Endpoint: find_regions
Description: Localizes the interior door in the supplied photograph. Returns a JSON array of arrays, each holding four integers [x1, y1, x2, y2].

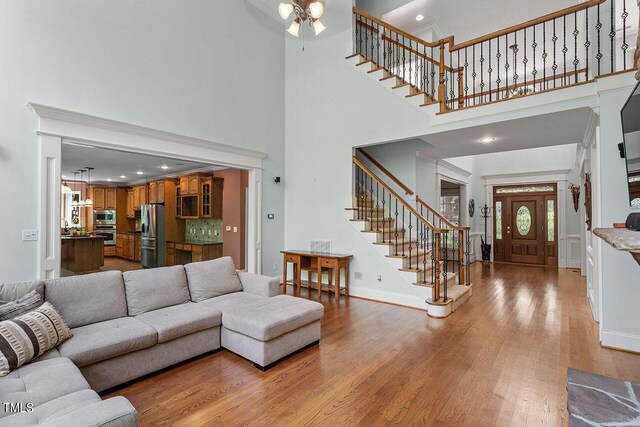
[[504, 195, 545, 265]]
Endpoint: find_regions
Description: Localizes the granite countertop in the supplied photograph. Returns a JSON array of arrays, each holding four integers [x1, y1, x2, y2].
[[593, 228, 640, 265], [593, 228, 640, 253], [61, 235, 106, 240]]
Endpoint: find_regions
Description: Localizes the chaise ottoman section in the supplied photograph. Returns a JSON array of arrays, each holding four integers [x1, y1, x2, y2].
[[217, 295, 324, 370]]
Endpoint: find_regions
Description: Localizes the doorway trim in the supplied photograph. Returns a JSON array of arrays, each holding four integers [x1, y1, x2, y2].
[[29, 103, 267, 279], [484, 169, 572, 267]]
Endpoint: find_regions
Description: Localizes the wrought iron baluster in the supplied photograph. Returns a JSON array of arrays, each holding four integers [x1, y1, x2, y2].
[[496, 39, 501, 100], [532, 24, 538, 88], [543, 21, 547, 90], [402, 35, 406, 82], [488, 40, 493, 102], [585, 7, 590, 81], [610, 0, 615, 72], [596, 3, 602, 76], [480, 42, 485, 104], [364, 18, 369, 60], [622, 0, 629, 70], [442, 233, 448, 302], [523, 27, 528, 89], [553, 19, 558, 87], [431, 46, 436, 98], [466, 230, 471, 285], [472, 45, 476, 106], [563, 15, 568, 85], [505, 34, 510, 97], [449, 52, 455, 104], [513, 32, 518, 88], [376, 22, 380, 65], [394, 200, 399, 255], [375, 182, 379, 231], [464, 47, 469, 103], [401, 205, 405, 257], [573, 11, 579, 83], [381, 188, 386, 238]]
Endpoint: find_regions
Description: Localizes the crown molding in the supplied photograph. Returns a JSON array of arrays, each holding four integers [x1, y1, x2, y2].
[[27, 103, 269, 161]]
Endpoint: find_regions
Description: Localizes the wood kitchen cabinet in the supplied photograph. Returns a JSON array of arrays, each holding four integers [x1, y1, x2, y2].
[[133, 185, 147, 210], [90, 187, 117, 210], [105, 188, 117, 210], [148, 180, 166, 204], [92, 188, 105, 210], [167, 242, 222, 265], [116, 233, 141, 262], [177, 174, 223, 219], [126, 190, 135, 218], [116, 233, 125, 257]]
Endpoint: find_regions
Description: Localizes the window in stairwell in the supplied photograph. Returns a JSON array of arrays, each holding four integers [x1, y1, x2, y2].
[[440, 180, 461, 226]]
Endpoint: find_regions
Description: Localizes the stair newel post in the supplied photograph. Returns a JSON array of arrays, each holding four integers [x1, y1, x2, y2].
[[438, 40, 447, 113], [433, 231, 442, 302], [458, 228, 466, 285]]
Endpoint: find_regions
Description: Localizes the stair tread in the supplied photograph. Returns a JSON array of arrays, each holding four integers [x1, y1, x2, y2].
[[356, 60, 374, 66], [367, 66, 387, 74], [345, 53, 362, 59]]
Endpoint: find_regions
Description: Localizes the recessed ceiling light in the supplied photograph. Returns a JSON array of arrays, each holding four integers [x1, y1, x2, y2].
[[107, 178, 113, 182], [136, 171, 144, 175], [161, 165, 169, 170], [416, 14, 424, 21], [120, 175, 126, 179], [479, 137, 496, 143]]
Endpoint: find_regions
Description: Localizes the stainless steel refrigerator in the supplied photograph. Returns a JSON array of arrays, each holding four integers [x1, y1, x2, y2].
[[141, 205, 165, 269]]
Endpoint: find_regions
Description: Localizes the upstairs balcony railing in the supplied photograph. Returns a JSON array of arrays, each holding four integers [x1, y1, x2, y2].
[[353, 0, 638, 112]]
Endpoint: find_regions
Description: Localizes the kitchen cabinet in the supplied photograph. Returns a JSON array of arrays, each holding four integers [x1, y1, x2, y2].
[[148, 180, 166, 204], [92, 188, 105, 210], [167, 241, 222, 265], [126, 190, 135, 218], [116, 233, 124, 257], [105, 188, 117, 210], [149, 181, 158, 204], [104, 245, 116, 257], [116, 233, 141, 262], [133, 185, 147, 210], [90, 187, 117, 210], [177, 174, 223, 219]]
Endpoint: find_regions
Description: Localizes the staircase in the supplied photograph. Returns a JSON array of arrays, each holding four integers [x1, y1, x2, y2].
[[348, 1, 637, 114], [347, 154, 472, 318]]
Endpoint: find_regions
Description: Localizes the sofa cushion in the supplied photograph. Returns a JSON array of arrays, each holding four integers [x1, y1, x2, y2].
[[123, 266, 191, 316], [197, 291, 266, 312], [184, 257, 243, 302], [0, 281, 44, 302], [0, 290, 43, 321], [0, 302, 72, 376], [0, 357, 90, 412], [44, 271, 128, 329], [58, 317, 157, 368], [213, 295, 324, 342], [135, 303, 222, 343]]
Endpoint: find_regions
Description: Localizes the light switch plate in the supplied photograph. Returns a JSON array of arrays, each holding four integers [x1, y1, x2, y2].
[[22, 230, 38, 241], [225, 226, 231, 232], [233, 226, 238, 233]]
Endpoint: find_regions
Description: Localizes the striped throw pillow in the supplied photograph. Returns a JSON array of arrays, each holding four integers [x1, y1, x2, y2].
[[0, 302, 72, 376], [0, 290, 43, 321]]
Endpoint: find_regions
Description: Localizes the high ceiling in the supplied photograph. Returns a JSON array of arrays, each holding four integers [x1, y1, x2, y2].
[[61, 143, 223, 186], [358, 0, 577, 42]]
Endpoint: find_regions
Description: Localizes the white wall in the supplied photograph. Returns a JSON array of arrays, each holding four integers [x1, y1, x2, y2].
[[597, 87, 640, 351], [0, 1, 285, 282], [284, 1, 436, 298]]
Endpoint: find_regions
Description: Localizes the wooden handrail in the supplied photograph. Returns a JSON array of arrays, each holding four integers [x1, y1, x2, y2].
[[357, 148, 414, 196], [353, 7, 441, 48], [441, 0, 605, 51], [416, 196, 470, 232], [353, 157, 448, 233]]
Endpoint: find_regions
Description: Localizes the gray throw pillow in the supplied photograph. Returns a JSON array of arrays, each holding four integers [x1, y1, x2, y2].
[[0, 290, 43, 321]]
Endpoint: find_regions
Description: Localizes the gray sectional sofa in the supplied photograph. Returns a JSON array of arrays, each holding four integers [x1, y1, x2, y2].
[[0, 257, 324, 426]]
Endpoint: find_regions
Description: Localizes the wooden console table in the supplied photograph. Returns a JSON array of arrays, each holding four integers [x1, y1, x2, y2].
[[281, 250, 353, 301]]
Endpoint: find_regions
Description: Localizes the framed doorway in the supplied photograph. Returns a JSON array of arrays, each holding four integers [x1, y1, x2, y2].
[[31, 103, 267, 279], [493, 184, 558, 266]]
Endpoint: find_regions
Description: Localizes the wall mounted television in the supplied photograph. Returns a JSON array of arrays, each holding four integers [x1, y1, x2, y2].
[[621, 80, 640, 209]]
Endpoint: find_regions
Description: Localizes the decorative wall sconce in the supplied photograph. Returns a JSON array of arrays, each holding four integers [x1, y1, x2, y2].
[[569, 183, 581, 212]]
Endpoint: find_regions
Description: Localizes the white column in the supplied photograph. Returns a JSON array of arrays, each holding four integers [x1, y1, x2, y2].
[[247, 168, 262, 274], [38, 134, 62, 279]]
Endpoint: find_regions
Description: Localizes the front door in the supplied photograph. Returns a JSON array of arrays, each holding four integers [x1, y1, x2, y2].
[[494, 184, 558, 266]]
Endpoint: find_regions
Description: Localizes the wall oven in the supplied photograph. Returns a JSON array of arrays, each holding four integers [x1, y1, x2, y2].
[[94, 225, 116, 246], [93, 210, 116, 225]]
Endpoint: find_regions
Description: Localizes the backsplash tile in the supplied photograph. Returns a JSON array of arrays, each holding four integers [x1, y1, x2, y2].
[[185, 219, 223, 244]]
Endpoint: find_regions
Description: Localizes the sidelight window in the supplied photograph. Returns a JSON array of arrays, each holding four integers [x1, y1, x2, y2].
[[495, 201, 503, 240], [547, 200, 555, 242]]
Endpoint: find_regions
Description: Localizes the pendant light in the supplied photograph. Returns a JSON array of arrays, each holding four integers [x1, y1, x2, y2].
[[84, 167, 94, 207], [61, 180, 72, 195], [77, 169, 86, 207], [71, 172, 80, 207]]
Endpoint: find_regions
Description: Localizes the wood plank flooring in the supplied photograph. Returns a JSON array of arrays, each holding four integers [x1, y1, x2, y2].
[[104, 263, 640, 426]]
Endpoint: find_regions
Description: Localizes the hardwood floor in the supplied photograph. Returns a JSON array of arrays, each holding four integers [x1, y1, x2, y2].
[[104, 263, 640, 426], [101, 257, 142, 273]]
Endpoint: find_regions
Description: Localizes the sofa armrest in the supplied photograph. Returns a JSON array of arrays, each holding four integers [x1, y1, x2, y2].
[[238, 271, 280, 297], [41, 397, 137, 427]]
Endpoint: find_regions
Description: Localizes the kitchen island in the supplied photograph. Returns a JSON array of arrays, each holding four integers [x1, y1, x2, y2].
[[61, 235, 106, 276]]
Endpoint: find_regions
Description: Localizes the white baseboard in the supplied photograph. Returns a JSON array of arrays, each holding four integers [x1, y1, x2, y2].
[[601, 329, 640, 353], [348, 286, 429, 311]]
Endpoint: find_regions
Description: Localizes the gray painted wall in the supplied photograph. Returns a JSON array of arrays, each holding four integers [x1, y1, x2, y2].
[[0, 0, 285, 282]]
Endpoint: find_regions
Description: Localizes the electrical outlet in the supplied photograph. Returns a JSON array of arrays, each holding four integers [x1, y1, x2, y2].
[[354, 272, 363, 280], [22, 230, 38, 241], [225, 226, 231, 232]]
